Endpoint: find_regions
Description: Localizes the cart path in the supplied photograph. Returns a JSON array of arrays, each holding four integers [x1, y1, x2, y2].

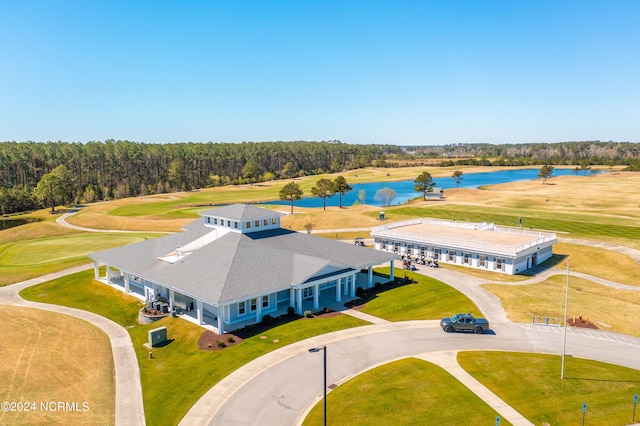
[[0, 265, 145, 426]]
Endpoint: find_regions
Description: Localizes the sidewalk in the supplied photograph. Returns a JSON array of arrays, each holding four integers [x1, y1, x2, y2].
[[0, 266, 145, 426]]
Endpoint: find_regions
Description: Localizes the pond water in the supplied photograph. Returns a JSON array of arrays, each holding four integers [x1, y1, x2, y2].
[[264, 168, 602, 208], [0, 218, 34, 230]]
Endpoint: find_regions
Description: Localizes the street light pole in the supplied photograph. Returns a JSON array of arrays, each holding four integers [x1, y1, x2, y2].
[[309, 346, 327, 426], [561, 257, 570, 379]]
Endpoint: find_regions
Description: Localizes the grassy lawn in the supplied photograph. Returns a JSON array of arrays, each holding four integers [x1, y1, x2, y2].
[[20, 269, 144, 327], [360, 268, 482, 321], [458, 351, 640, 426], [304, 357, 510, 426], [0, 211, 160, 286], [553, 242, 640, 286], [0, 305, 114, 425], [484, 274, 640, 336], [20, 272, 369, 425]]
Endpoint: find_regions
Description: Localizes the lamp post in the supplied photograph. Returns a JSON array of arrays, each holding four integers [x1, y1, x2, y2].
[[308, 345, 327, 426], [561, 257, 570, 379]]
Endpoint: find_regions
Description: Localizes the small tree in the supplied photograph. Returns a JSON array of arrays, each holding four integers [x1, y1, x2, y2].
[[414, 171, 435, 200], [304, 222, 314, 234], [311, 178, 335, 211], [374, 187, 397, 207], [358, 189, 366, 205], [538, 165, 554, 184], [279, 182, 303, 214], [33, 165, 72, 213], [451, 170, 464, 188], [579, 160, 591, 175], [281, 162, 296, 179], [332, 175, 352, 208]]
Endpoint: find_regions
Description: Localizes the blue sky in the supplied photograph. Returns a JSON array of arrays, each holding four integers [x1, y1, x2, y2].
[[1, 1, 639, 145]]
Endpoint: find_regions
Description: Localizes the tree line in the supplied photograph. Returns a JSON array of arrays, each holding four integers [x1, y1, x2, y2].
[[0, 140, 401, 215], [1, 139, 639, 215]]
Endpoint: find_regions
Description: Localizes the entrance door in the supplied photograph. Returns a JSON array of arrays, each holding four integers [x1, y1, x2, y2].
[[532, 253, 538, 266], [145, 287, 155, 302]]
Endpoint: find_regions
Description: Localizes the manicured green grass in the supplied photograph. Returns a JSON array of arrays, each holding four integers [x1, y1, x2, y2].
[[304, 357, 511, 426], [458, 351, 640, 426], [131, 314, 368, 426], [20, 269, 144, 327], [20, 272, 369, 425], [360, 268, 482, 320]]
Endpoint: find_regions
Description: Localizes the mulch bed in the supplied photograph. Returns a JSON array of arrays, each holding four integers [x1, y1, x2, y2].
[[567, 318, 599, 329], [198, 331, 243, 351]]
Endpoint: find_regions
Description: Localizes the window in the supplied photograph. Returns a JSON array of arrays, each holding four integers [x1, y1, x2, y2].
[[271, 218, 277, 225], [238, 301, 246, 315], [302, 287, 313, 299], [213, 218, 217, 225], [463, 253, 470, 264], [246, 221, 251, 229], [255, 220, 260, 227], [479, 255, 486, 267], [227, 220, 231, 227], [407, 244, 413, 255], [448, 250, 455, 261], [497, 258, 504, 270], [262, 295, 269, 308], [393, 242, 399, 253], [263, 219, 268, 226], [434, 248, 440, 259], [234, 221, 239, 229], [420, 246, 426, 257], [250, 298, 257, 311], [381, 240, 387, 250]]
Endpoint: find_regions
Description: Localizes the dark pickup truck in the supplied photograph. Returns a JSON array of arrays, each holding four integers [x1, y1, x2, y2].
[[440, 313, 490, 334]]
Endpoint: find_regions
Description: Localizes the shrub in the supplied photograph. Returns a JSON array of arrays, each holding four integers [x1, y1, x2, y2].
[[355, 286, 364, 298], [227, 336, 235, 343], [304, 310, 312, 318], [261, 314, 274, 325], [374, 282, 383, 290], [287, 306, 296, 316], [217, 341, 226, 348]]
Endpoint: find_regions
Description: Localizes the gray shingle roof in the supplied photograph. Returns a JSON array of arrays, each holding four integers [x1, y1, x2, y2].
[[199, 204, 283, 221], [90, 218, 398, 306]]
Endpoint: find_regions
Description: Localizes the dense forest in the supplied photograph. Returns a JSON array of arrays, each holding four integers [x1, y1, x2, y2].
[[0, 139, 638, 215]]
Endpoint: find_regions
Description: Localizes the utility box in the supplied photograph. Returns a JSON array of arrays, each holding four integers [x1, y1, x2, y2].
[[379, 211, 385, 220], [148, 326, 168, 348]]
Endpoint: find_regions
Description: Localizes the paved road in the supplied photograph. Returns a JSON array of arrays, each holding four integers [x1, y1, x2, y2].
[[0, 266, 145, 426], [181, 261, 640, 426]]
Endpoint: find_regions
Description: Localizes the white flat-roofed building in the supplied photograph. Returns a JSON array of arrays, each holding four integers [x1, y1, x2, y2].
[[371, 218, 556, 275]]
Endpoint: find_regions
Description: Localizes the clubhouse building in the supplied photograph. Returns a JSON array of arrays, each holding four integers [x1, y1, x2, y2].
[[89, 204, 399, 334], [371, 218, 556, 275]]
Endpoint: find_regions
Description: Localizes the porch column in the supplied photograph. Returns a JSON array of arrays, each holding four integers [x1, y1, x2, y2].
[[343, 276, 349, 295], [350, 273, 356, 297], [93, 261, 100, 280], [256, 299, 262, 323], [368, 267, 373, 288], [390, 260, 395, 280], [106, 267, 112, 284], [313, 284, 320, 310], [336, 278, 342, 302], [290, 288, 296, 311], [217, 308, 224, 334], [169, 289, 175, 312], [123, 273, 130, 293], [296, 289, 303, 315], [196, 299, 203, 325]]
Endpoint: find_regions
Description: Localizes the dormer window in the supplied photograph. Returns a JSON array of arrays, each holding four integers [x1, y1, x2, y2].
[[255, 220, 260, 227], [263, 219, 268, 226], [271, 218, 277, 225], [245, 221, 251, 229], [213, 218, 217, 225]]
